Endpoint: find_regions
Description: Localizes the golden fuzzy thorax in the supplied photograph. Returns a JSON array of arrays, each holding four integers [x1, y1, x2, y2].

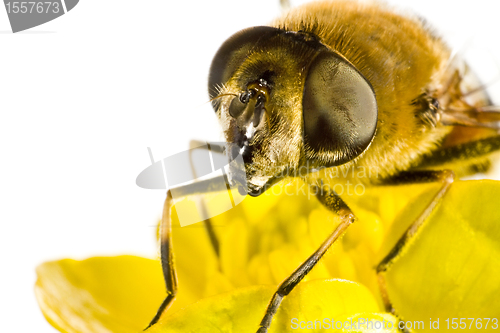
[[274, 1, 452, 184], [215, 0, 483, 192]]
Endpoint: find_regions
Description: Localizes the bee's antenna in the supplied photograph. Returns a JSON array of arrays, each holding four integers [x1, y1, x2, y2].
[[208, 93, 238, 104]]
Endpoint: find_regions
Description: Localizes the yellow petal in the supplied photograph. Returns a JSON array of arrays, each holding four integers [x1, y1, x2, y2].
[[35, 180, 500, 333], [220, 218, 252, 287], [384, 180, 500, 329], [169, 217, 222, 308], [149, 279, 398, 333], [35, 255, 166, 333]]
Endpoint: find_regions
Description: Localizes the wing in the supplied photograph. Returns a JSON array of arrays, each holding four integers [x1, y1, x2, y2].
[[415, 59, 500, 175]]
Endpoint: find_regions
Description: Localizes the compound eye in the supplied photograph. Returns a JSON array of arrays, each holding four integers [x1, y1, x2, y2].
[[303, 51, 378, 166], [208, 26, 281, 103]]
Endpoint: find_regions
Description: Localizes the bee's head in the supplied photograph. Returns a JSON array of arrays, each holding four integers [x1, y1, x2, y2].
[[209, 26, 378, 196]]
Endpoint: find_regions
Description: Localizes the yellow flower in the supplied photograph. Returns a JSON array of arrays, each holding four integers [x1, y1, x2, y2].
[[35, 180, 500, 332]]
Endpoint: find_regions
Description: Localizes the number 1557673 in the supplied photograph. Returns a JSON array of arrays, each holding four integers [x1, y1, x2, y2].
[[5, 2, 60, 14]]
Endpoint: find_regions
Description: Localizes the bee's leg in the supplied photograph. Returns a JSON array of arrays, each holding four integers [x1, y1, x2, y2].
[[145, 176, 229, 330], [188, 140, 227, 258], [376, 170, 455, 315], [145, 190, 177, 330], [189, 139, 226, 154], [257, 187, 355, 333]]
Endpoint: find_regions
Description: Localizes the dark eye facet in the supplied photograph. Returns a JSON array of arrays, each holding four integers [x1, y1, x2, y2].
[[209, 24, 377, 170], [208, 26, 281, 103], [303, 51, 378, 167]]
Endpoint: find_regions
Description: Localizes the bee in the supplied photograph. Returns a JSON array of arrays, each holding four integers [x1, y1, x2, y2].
[[148, 0, 500, 332]]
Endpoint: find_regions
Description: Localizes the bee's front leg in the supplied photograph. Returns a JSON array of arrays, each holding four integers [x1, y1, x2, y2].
[[145, 190, 177, 330], [257, 187, 355, 333], [145, 176, 229, 330]]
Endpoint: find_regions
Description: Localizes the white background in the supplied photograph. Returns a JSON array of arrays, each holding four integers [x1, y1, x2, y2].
[[1, 0, 499, 331]]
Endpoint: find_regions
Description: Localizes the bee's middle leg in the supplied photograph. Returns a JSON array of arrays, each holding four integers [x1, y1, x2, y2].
[[188, 139, 226, 258], [376, 170, 455, 317], [257, 186, 355, 333]]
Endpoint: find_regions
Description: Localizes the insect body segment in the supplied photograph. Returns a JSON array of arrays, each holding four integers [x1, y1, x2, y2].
[[211, 24, 379, 196], [149, 1, 500, 332], [228, 79, 271, 164]]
